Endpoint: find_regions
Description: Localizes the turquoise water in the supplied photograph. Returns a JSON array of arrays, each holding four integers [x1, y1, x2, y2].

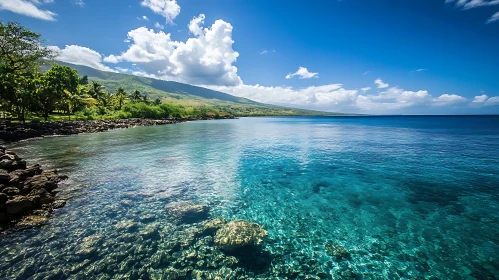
[[1, 116, 499, 279]]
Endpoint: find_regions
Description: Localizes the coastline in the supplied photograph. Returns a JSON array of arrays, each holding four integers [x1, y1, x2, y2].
[[0, 117, 234, 143]]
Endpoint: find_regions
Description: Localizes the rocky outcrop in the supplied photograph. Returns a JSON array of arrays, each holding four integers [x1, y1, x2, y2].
[[0, 146, 67, 230], [214, 219, 268, 251], [0, 118, 187, 142], [165, 201, 210, 224]]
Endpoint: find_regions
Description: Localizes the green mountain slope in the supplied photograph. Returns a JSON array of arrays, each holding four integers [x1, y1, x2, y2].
[[56, 62, 340, 116]]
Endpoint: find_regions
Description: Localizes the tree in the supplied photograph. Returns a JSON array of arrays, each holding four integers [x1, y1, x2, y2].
[[153, 97, 161, 106], [38, 64, 78, 120], [142, 94, 149, 104], [131, 90, 142, 102], [114, 87, 128, 110], [79, 75, 88, 85], [0, 21, 55, 121]]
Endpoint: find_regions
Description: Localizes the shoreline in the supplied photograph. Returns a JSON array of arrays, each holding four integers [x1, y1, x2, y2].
[[0, 117, 232, 143]]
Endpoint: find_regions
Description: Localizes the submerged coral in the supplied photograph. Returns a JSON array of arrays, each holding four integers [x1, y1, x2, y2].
[[214, 219, 268, 251]]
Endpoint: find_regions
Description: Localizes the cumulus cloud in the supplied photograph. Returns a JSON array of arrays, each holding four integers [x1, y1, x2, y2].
[[374, 78, 389, 88], [361, 87, 371, 93], [431, 94, 467, 106], [104, 14, 241, 86], [141, 0, 180, 24], [472, 94, 499, 105], [0, 0, 56, 21], [285, 67, 319, 79], [49, 45, 117, 72], [209, 79, 475, 114]]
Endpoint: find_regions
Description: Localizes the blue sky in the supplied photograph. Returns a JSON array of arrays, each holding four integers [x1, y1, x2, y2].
[[1, 0, 499, 114]]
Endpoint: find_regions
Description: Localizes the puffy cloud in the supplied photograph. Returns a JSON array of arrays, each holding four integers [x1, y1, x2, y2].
[[141, 0, 180, 24], [104, 14, 242, 86], [472, 94, 499, 106], [49, 45, 117, 73], [432, 94, 467, 106], [285, 67, 319, 79], [361, 87, 371, 93], [0, 0, 56, 21], [374, 78, 389, 88], [473, 94, 489, 103]]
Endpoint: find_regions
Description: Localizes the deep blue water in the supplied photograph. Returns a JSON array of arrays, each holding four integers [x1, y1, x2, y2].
[[1, 116, 499, 279]]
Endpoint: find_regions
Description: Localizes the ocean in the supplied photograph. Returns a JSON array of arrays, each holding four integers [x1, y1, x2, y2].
[[2, 116, 498, 279]]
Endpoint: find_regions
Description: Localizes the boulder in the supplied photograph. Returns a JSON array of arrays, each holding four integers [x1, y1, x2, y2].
[[165, 201, 210, 223], [214, 220, 268, 251], [28, 188, 55, 207], [2, 186, 20, 196], [8, 164, 42, 185], [5, 196, 34, 214], [0, 192, 8, 207], [202, 217, 226, 235], [16, 215, 49, 227]]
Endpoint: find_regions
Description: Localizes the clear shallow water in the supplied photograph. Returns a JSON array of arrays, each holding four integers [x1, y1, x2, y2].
[[1, 116, 499, 279]]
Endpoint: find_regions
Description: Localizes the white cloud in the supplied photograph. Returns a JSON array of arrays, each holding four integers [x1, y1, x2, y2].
[[471, 94, 499, 106], [487, 11, 499, 23], [432, 94, 467, 106], [154, 22, 164, 29], [104, 14, 242, 86], [473, 94, 489, 103], [363, 71, 370, 75], [285, 67, 318, 79], [141, 0, 180, 24], [209, 80, 473, 114], [374, 78, 389, 88], [361, 87, 371, 93], [49, 45, 117, 73], [415, 68, 427, 72], [446, 0, 499, 9], [260, 49, 268, 55], [142, 15, 149, 21], [0, 0, 56, 21], [74, 0, 84, 7]]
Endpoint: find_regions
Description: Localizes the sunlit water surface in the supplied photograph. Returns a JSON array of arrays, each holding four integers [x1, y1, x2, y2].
[[1, 116, 499, 279]]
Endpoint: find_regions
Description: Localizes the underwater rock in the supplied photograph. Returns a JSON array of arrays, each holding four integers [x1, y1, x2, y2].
[[139, 223, 159, 239], [165, 201, 210, 223], [115, 219, 138, 232], [139, 214, 156, 222], [52, 200, 66, 209], [202, 217, 226, 235], [76, 235, 103, 256], [16, 215, 49, 227], [325, 242, 351, 261], [214, 219, 268, 251]]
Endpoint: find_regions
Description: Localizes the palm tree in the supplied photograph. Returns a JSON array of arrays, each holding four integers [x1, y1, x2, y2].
[[89, 81, 105, 100], [114, 87, 128, 110], [63, 85, 98, 120], [131, 90, 142, 102], [142, 94, 149, 104]]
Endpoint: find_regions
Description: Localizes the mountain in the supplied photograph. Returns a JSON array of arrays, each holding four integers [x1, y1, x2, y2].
[[55, 62, 340, 116]]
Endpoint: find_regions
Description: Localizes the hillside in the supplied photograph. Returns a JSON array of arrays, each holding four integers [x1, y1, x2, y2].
[[55, 62, 340, 117]]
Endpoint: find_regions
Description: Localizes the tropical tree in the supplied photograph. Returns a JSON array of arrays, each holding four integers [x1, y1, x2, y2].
[[38, 64, 79, 120], [0, 21, 55, 121], [79, 75, 89, 85], [114, 87, 128, 110], [153, 97, 161, 106], [131, 90, 142, 102]]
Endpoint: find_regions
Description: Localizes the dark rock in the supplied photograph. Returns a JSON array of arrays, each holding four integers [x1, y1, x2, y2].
[[202, 217, 226, 235], [6, 196, 34, 214], [325, 242, 351, 261], [52, 200, 66, 209], [0, 193, 8, 206], [28, 188, 55, 207], [2, 186, 20, 196]]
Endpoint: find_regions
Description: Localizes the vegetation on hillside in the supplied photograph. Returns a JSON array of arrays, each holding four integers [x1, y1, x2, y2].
[[1, 21, 336, 123]]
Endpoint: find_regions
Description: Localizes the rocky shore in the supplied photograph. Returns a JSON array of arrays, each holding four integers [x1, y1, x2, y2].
[[0, 146, 67, 230], [0, 118, 195, 143]]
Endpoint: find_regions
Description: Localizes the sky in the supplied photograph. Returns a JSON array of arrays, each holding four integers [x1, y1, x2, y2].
[[1, 0, 499, 114]]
